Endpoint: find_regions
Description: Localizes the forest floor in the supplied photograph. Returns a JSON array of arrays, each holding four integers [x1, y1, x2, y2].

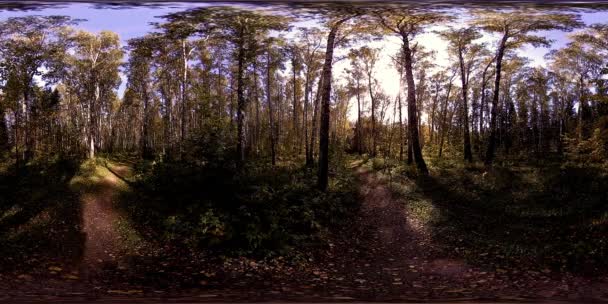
[[0, 157, 607, 302]]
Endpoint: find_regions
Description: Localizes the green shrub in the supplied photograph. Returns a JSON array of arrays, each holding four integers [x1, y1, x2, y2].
[[371, 158, 385, 170], [125, 159, 359, 257]]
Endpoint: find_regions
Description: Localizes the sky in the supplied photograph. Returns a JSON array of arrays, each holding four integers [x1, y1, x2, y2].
[[1, 3, 607, 121]]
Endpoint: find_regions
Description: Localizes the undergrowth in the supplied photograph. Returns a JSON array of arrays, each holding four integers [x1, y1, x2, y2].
[[120, 157, 359, 258], [363, 155, 608, 275]]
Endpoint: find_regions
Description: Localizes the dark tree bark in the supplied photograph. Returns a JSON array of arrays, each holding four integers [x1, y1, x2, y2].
[[180, 39, 188, 160], [266, 51, 277, 166], [304, 67, 313, 165], [485, 33, 508, 166], [458, 47, 473, 162], [292, 52, 299, 154], [401, 35, 428, 174], [438, 77, 453, 158], [309, 76, 322, 167], [318, 17, 350, 191], [236, 29, 246, 169], [398, 94, 403, 161], [253, 60, 261, 155], [0, 109, 7, 151], [142, 84, 152, 159], [479, 57, 494, 158], [429, 81, 440, 145], [357, 77, 363, 155], [367, 66, 377, 157]]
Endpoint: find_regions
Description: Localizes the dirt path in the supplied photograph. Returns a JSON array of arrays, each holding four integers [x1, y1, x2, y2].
[[323, 166, 474, 298], [305, 164, 608, 301], [57, 160, 141, 283], [80, 164, 129, 271]]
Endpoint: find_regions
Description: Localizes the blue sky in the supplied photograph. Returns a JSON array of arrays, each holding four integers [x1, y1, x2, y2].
[[0, 2, 209, 94], [1, 3, 607, 105], [0, 3, 206, 44]]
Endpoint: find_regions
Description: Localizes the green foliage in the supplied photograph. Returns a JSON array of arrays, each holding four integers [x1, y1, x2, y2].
[[371, 157, 385, 171], [564, 124, 608, 166], [183, 117, 235, 166], [364, 153, 608, 273], [123, 158, 358, 257], [0, 158, 81, 270], [435, 163, 607, 273]]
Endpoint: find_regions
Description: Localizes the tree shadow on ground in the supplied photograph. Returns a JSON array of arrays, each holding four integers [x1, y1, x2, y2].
[[408, 163, 608, 275], [0, 159, 85, 272]]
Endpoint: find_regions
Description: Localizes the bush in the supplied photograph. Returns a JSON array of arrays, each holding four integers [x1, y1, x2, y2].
[[564, 119, 608, 166], [125, 159, 359, 257], [371, 158, 385, 170]]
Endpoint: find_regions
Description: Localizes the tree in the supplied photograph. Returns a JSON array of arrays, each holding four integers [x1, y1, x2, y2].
[[297, 27, 324, 166], [157, 19, 199, 159], [472, 48, 495, 155], [439, 26, 484, 162], [438, 68, 457, 158], [352, 46, 380, 157], [263, 36, 287, 166], [358, 46, 380, 157], [412, 45, 436, 151], [316, 7, 370, 190], [548, 40, 602, 141], [393, 53, 406, 161], [473, 10, 582, 166], [67, 30, 123, 159], [345, 48, 365, 155], [167, 7, 290, 168], [125, 35, 156, 159], [213, 9, 289, 168], [289, 43, 302, 153], [317, 16, 350, 190], [0, 15, 78, 164], [375, 9, 451, 174]]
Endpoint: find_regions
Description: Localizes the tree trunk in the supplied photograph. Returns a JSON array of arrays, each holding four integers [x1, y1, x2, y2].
[[180, 39, 189, 159], [267, 51, 277, 166], [471, 87, 480, 154], [368, 69, 376, 157], [438, 78, 453, 158], [398, 94, 403, 161], [429, 82, 440, 145], [0, 109, 7, 151], [236, 31, 246, 169], [142, 83, 152, 159], [397, 64, 404, 162], [292, 54, 299, 154], [89, 84, 100, 159], [304, 69, 312, 166], [578, 74, 585, 141], [458, 48, 473, 162], [254, 60, 261, 155], [485, 33, 508, 167], [309, 76, 322, 167], [416, 71, 426, 150], [23, 83, 35, 161], [479, 58, 493, 158], [401, 34, 428, 174], [357, 77, 363, 155], [318, 18, 349, 190]]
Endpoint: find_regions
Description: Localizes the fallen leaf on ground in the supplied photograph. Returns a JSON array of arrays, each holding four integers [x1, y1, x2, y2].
[[62, 274, 79, 280], [107, 289, 143, 295]]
